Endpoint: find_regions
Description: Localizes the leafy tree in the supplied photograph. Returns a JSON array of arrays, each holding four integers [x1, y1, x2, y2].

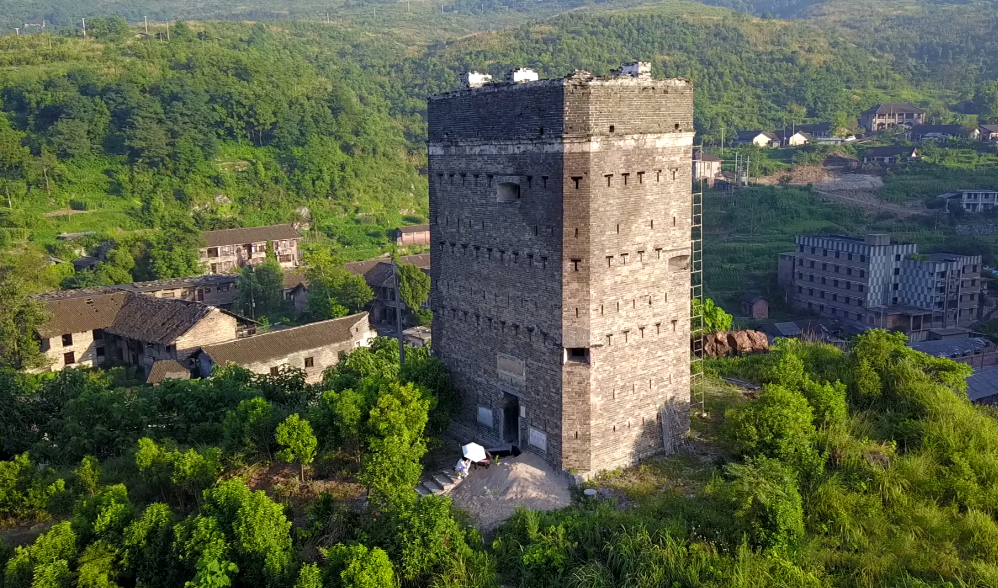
[[723, 383, 823, 478], [396, 259, 431, 326], [234, 259, 286, 320], [222, 397, 278, 458], [693, 298, 733, 335], [717, 456, 805, 552], [322, 543, 395, 588], [360, 382, 430, 508], [275, 414, 317, 483], [293, 563, 323, 588], [74, 456, 100, 498], [121, 503, 176, 588], [305, 248, 373, 320], [143, 230, 205, 280], [0, 453, 66, 525], [311, 388, 366, 460], [0, 268, 50, 370]]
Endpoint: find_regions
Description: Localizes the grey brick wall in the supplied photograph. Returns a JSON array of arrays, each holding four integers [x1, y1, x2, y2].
[[429, 72, 693, 474]]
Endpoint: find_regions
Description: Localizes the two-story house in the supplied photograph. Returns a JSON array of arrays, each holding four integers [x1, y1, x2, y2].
[[693, 151, 723, 186], [861, 103, 926, 133], [32, 288, 252, 377], [940, 189, 998, 213], [980, 124, 998, 143], [345, 253, 430, 324], [200, 225, 302, 274]]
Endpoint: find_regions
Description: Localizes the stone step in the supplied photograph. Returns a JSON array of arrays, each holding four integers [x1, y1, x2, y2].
[[423, 478, 444, 493], [440, 470, 461, 484], [416, 484, 432, 497], [432, 474, 455, 491]]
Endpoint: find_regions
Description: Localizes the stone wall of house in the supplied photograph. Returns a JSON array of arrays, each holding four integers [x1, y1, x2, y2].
[[38, 330, 108, 372], [429, 72, 693, 474], [175, 310, 239, 361]]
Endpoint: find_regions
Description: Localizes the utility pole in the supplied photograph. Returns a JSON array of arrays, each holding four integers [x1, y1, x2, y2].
[[82, 18, 86, 38], [13, 28, 19, 36], [720, 127, 724, 156], [392, 258, 406, 365], [144, 16, 148, 35], [166, 23, 170, 41]]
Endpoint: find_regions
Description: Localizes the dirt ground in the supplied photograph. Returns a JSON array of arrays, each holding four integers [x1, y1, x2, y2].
[[449, 452, 572, 531]]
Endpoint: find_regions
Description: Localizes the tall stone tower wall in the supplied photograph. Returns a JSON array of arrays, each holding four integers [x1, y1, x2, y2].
[[428, 69, 693, 474]]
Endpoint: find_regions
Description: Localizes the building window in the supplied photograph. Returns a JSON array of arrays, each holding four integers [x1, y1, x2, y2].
[[859, 270, 866, 278], [566, 348, 590, 364], [797, 286, 802, 293], [835, 251, 841, 259], [62, 334, 73, 347], [93, 329, 104, 340], [848, 253, 853, 261], [304, 357, 314, 368], [894, 268, 900, 276], [810, 261, 815, 268], [96, 347, 105, 361], [270, 367, 279, 376], [477, 406, 494, 427], [63, 352, 75, 365], [497, 182, 520, 202]]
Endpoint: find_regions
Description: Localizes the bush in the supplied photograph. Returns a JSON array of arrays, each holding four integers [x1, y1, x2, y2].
[[0, 453, 67, 526], [716, 457, 805, 552]]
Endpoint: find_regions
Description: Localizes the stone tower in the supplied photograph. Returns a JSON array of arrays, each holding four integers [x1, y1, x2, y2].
[[428, 64, 693, 475]]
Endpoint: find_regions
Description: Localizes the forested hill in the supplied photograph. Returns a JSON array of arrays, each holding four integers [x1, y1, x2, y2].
[[1, 1, 996, 292]]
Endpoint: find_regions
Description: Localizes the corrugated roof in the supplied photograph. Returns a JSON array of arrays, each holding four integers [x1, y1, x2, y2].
[[36, 292, 129, 338], [202, 225, 301, 248], [398, 224, 429, 234], [117, 274, 239, 294], [910, 337, 993, 359], [911, 124, 964, 135], [694, 152, 722, 162], [200, 313, 369, 366], [346, 254, 431, 288], [146, 360, 191, 384]]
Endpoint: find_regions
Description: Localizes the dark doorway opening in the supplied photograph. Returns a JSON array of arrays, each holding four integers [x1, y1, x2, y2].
[[502, 393, 520, 447]]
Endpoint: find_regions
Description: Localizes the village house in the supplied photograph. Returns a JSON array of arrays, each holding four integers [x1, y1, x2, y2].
[[735, 131, 780, 148], [773, 130, 810, 147], [282, 268, 309, 312], [196, 313, 375, 384], [345, 253, 430, 324], [910, 124, 977, 141], [862, 146, 919, 165], [24, 19, 45, 28], [693, 151, 723, 186], [939, 189, 998, 213], [31, 288, 252, 378], [200, 224, 302, 274], [979, 124, 998, 143], [115, 274, 240, 307], [861, 103, 926, 133], [796, 123, 833, 138], [741, 293, 769, 319], [394, 224, 430, 246]]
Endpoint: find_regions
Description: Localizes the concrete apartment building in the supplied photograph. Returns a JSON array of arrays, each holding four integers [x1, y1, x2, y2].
[[940, 189, 998, 213], [861, 103, 926, 133], [428, 63, 693, 475], [197, 312, 374, 383], [780, 234, 983, 341], [200, 225, 302, 274]]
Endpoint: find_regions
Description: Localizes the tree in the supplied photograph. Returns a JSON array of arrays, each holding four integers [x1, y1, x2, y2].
[[717, 456, 805, 552], [222, 397, 278, 458], [692, 298, 733, 335], [0, 268, 50, 370], [304, 249, 373, 320], [321, 544, 395, 588], [74, 457, 100, 498], [275, 414, 317, 483], [145, 230, 205, 279], [234, 259, 286, 320], [360, 382, 430, 507], [396, 260, 431, 326]]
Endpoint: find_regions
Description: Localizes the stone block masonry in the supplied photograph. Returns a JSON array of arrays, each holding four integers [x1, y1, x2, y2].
[[429, 66, 693, 475]]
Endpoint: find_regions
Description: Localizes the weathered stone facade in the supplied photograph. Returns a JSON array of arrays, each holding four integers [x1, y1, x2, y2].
[[428, 66, 693, 474]]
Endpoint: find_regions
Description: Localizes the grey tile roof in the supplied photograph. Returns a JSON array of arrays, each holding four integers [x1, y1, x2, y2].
[[200, 313, 368, 366], [202, 225, 301, 248]]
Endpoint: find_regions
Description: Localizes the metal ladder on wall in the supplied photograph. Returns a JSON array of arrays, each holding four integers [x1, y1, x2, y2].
[[690, 175, 706, 418]]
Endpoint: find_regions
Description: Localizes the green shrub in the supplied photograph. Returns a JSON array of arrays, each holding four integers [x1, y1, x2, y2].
[[0, 453, 67, 526], [716, 457, 805, 552]]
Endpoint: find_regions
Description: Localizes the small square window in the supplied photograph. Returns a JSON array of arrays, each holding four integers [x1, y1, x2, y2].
[[304, 357, 314, 368], [62, 334, 73, 347], [63, 352, 75, 365], [270, 367, 279, 376]]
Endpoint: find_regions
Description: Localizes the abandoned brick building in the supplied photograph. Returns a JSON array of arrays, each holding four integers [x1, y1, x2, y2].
[[428, 63, 693, 475]]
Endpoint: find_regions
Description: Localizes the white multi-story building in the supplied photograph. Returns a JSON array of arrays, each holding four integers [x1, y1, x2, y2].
[[940, 189, 998, 213], [780, 234, 983, 341]]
